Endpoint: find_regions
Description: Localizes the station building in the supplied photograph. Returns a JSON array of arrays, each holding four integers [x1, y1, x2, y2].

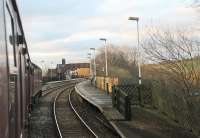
[[56, 59, 90, 80]]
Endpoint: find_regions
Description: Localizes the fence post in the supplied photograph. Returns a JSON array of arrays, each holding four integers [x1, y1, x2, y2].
[[95, 80, 97, 88], [116, 87, 119, 109], [138, 85, 143, 107], [125, 95, 131, 120], [106, 83, 109, 94], [112, 85, 116, 107], [103, 77, 105, 91]]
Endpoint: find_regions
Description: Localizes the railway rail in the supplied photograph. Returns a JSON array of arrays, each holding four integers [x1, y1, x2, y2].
[[29, 81, 77, 138], [30, 80, 120, 138], [42, 80, 77, 96], [54, 87, 120, 138], [54, 87, 95, 138], [69, 90, 120, 138]]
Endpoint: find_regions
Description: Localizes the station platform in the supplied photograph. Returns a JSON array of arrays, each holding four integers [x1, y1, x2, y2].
[[75, 80, 197, 138], [75, 80, 124, 121]]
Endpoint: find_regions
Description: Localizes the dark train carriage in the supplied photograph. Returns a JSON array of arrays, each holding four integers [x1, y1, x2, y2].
[[0, 0, 9, 137], [0, 0, 42, 138]]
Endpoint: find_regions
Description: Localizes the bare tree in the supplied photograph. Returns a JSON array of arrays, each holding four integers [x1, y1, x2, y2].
[[95, 45, 138, 82], [142, 28, 200, 96]]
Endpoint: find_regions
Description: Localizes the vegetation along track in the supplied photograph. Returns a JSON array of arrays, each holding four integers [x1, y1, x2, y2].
[[69, 90, 120, 138], [29, 81, 76, 138]]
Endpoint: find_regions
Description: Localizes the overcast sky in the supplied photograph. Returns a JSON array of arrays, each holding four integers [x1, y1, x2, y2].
[[17, 0, 199, 68]]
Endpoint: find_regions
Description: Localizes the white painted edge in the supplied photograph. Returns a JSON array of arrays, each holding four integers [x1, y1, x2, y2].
[[75, 81, 126, 138]]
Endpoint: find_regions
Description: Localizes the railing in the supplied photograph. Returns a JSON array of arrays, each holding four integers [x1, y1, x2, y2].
[[115, 84, 152, 106], [112, 84, 152, 120], [112, 86, 131, 120]]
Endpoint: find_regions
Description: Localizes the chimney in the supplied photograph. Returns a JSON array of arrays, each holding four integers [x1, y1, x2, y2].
[[62, 58, 66, 65]]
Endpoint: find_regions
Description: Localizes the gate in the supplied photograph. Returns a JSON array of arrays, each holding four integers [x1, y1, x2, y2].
[[112, 86, 131, 120]]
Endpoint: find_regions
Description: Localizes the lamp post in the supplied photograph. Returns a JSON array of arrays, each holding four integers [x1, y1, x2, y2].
[[88, 53, 92, 78], [51, 61, 53, 81], [100, 38, 110, 94], [128, 16, 141, 85], [99, 38, 108, 77], [90, 48, 96, 84], [58, 68, 61, 81], [41, 60, 45, 75], [129, 16, 143, 106]]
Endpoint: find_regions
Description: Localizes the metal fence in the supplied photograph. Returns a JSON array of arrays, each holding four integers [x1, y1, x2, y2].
[[115, 84, 152, 106], [112, 86, 131, 120], [111, 83, 152, 121]]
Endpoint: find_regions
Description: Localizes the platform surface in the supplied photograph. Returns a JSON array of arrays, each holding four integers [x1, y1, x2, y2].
[[75, 80, 124, 120]]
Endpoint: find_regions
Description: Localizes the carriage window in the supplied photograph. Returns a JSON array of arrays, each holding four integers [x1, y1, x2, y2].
[[6, 5, 16, 70], [6, 6, 17, 137]]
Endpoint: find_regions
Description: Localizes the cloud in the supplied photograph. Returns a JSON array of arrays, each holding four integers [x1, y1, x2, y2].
[[55, 30, 134, 43], [18, 0, 200, 67], [30, 30, 138, 52], [28, 28, 140, 67], [30, 50, 89, 68]]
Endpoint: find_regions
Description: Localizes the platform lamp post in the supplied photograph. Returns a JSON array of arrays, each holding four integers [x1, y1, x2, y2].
[[40, 60, 45, 75], [88, 53, 92, 78], [100, 38, 109, 94], [51, 61, 53, 81], [99, 38, 108, 77], [90, 48, 96, 86], [40, 60, 46, 82], [128, 16, 142, 105]]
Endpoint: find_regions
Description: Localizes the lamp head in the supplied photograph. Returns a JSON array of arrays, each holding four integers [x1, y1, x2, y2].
[[99, 38, 107, 41], [128, 17, 139, 21]]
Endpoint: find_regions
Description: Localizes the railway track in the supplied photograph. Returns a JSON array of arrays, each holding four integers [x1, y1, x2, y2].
[[54, 88, 120, 138], [30, 79, 120, 138], [69, 90, 120, 138], [42, 80, 78, 96], [29, 81, 77, 138], [54, 88, 95, 138]]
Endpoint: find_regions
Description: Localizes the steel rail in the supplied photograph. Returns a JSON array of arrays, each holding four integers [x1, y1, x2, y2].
[[53, 86, 76, 138], [69, 90, 99, 138], [53, 86, 72, 138], [42, 83, 76, 97]]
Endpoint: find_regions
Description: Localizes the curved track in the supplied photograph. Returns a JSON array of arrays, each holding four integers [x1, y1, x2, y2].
[[54, 88, 95, 138], [30, 80, 119, 138], [29, 81, 76, 138], [54, 88, 120, 138], [69, 90, 120, 138]]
